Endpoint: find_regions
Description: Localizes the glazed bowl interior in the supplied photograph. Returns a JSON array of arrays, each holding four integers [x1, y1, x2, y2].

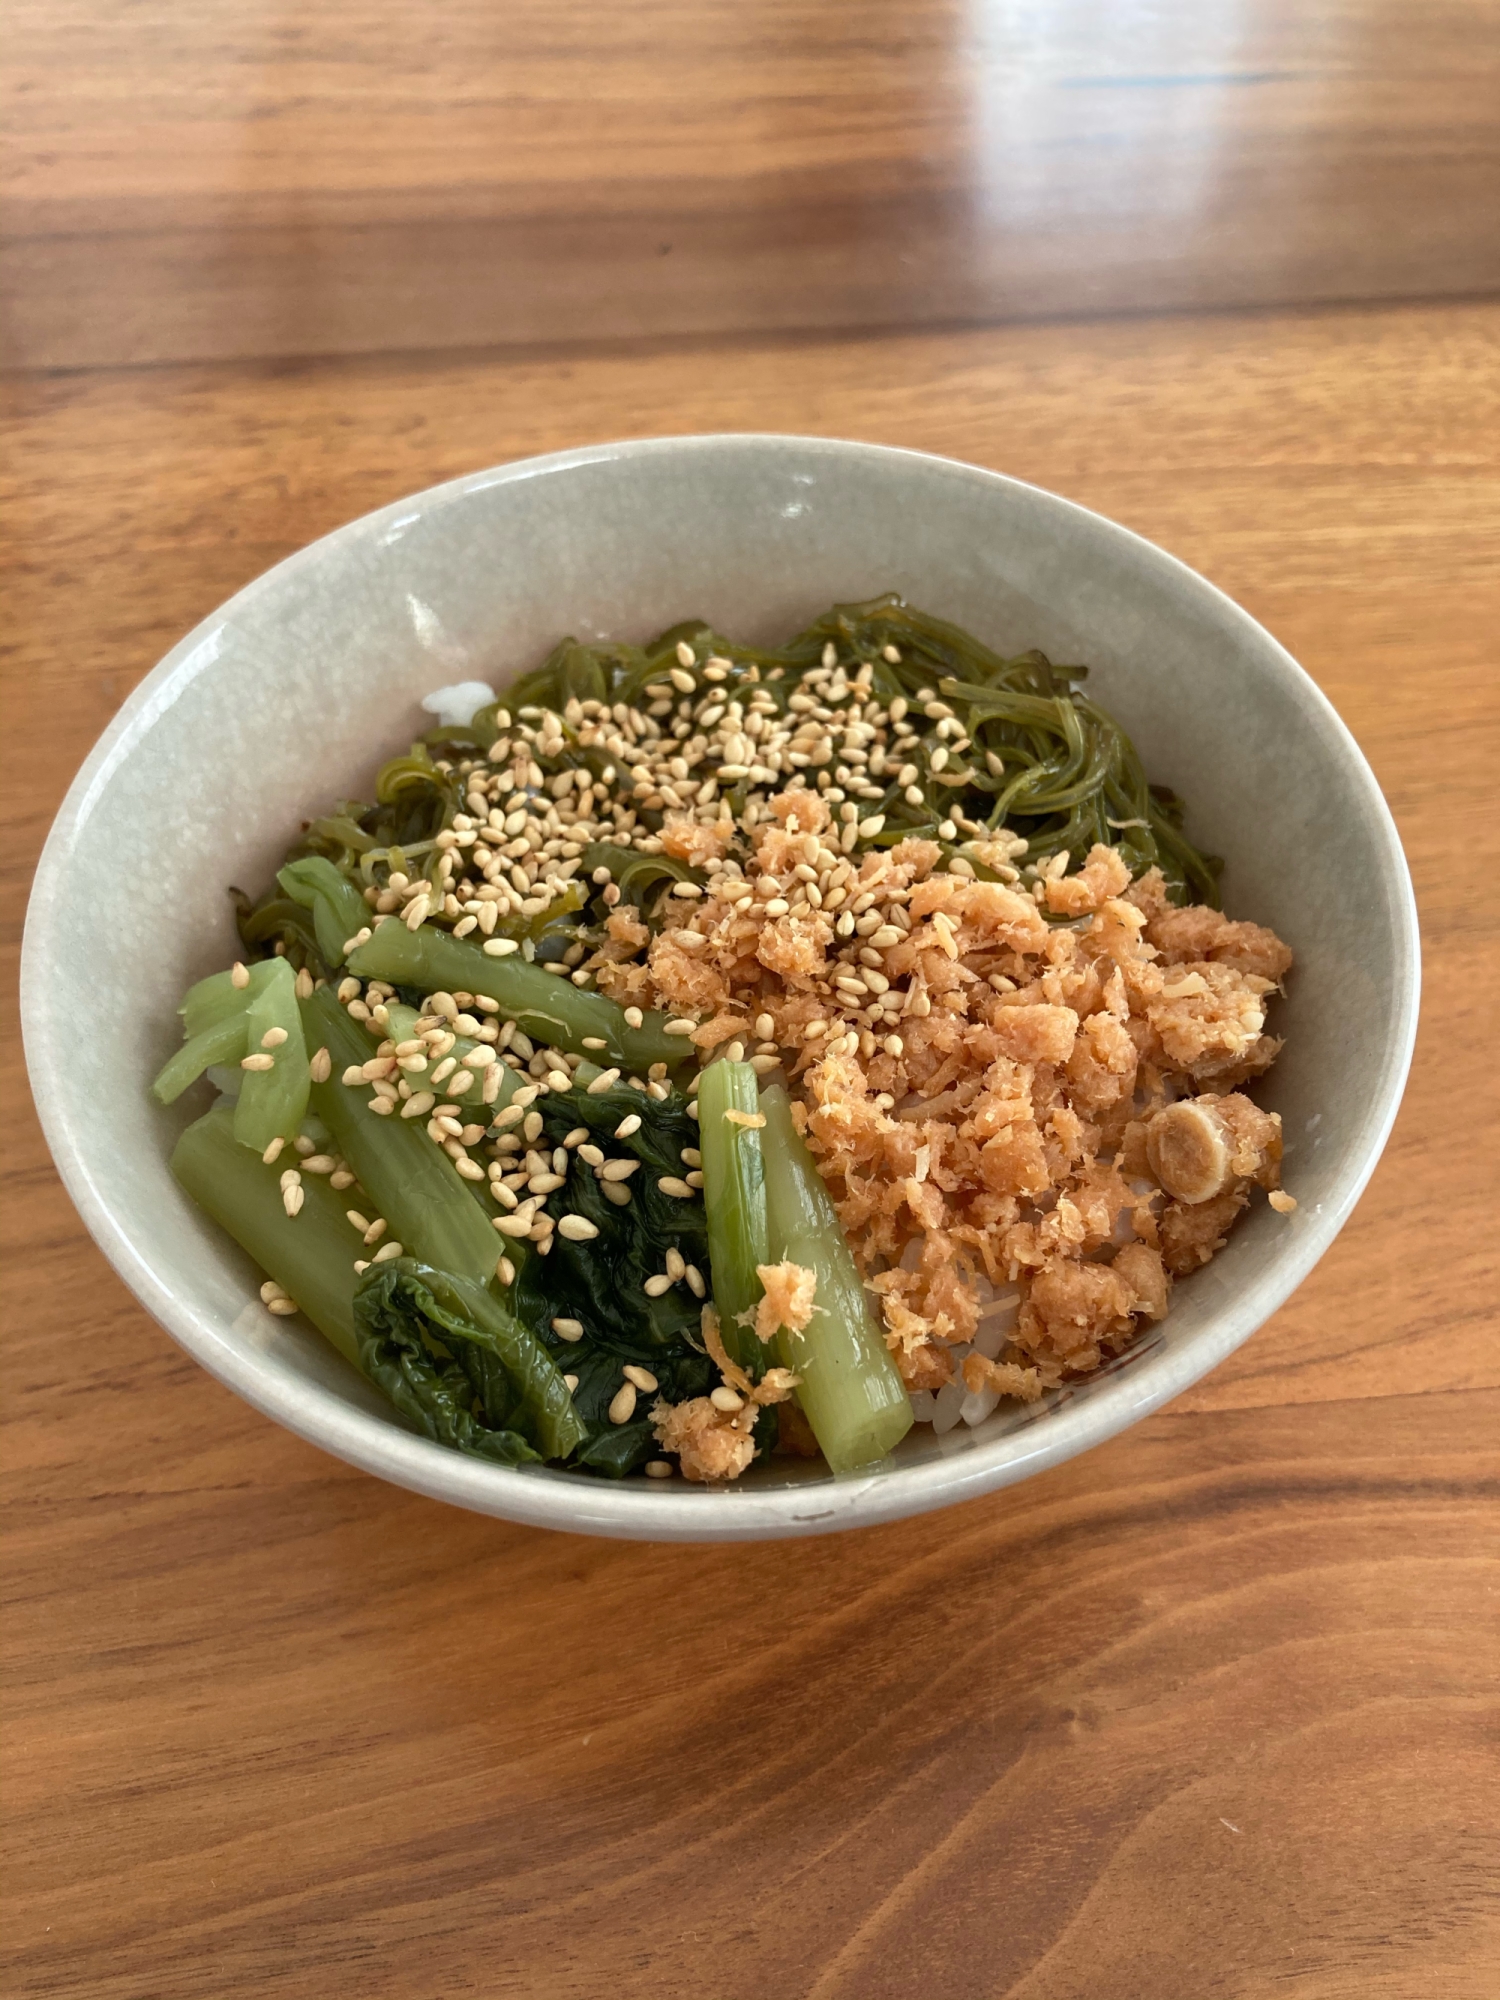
[[23, 436, 1418, 1540]]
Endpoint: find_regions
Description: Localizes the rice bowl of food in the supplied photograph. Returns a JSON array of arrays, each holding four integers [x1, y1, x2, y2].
[[22, 436, 1420, 1540]]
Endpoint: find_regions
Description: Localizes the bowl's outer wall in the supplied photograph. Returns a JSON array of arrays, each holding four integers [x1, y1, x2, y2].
[[23, 437, 1419, 1540]]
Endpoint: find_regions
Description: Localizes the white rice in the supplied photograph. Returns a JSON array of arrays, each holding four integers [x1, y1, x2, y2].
[[421, 681, 496, 729]]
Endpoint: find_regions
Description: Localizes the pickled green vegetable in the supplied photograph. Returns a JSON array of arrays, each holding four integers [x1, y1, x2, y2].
[[759, 1086, 912, 1474]]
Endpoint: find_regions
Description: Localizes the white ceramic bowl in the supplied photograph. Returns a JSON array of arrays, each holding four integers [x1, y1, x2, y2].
[[23, 437, 1419, 1541]]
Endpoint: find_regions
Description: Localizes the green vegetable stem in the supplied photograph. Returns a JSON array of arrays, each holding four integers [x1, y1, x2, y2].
[[344, 921, 688, 1072], [697, 1058, 770, 1377], [277, 856, 373, 967], [152, 960, 281, 1105], [380, 1002, 527, 1120], [758, 1085, 913, 1474], [171, 1103, 364, 1366], [233, 956, 311, 1153], [300, 986, 503, 1288]]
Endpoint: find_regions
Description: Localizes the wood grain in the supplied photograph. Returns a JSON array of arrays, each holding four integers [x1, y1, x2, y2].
[[4, 0, 1500, 368], [4, 294, 1499, 1996]]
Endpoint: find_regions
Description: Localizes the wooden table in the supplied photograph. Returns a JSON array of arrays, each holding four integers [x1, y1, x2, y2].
[[4, 4, 1498, 1994]]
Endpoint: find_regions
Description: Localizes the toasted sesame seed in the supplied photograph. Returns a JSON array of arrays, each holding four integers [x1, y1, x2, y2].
[[665, 1247, 686, 1280], [563, 1373, 580, 1392], [755, 1012, 775, 1040], [260, 1025, 288, 1050], [675, 641, 696, 667], [259, 1279, 286, 1304], [400, 1092, 435, 1120], [362, 1218, 388, 1245], [600, 1158, 639, 1182], [496, 1254, 517, 1285], [643, 1273, 673, 1297], [301, 1154, 337, 1174], [581, 1036, 608, 1050], [710, 1385, 744, 1412], [346, 1209, 371, 1232], [552, 1317, 584, 1340], [282, 1184, 305, 1218], [578, 1143, 605, 1167], [557, 1214, 600, 1241], [482, 936, 519, 957], [586, 1067, 621, 1095], [494, 1214, 533, 1238], [266, 1296, 300, 1316], [608, 1382, 638, 1424], [522, 1111, 544, 1143], [685, 1264, 706, 1297], [231, 962, 251, 989], [261, 1137, 285, 1165], [664, 1019, 696, 1037], [723, 1108, 765, 1129], [645, 1459, 673, 1478], [241, 1052, 275, 1072], [623, 1364, 659, 1392], [614, 1113, 642, 1139], [372, 1240, 404, 1263], [602, 1181, 632, 1206], [657, 1176, 695, 1199]]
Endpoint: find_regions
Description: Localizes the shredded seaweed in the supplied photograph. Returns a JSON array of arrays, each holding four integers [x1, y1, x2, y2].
[[233, 595, 1220, 977], [493, 598, 1220, 905]]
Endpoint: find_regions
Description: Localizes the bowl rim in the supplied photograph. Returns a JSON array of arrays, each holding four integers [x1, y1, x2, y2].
[[22, 432, 1422, 1542]]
